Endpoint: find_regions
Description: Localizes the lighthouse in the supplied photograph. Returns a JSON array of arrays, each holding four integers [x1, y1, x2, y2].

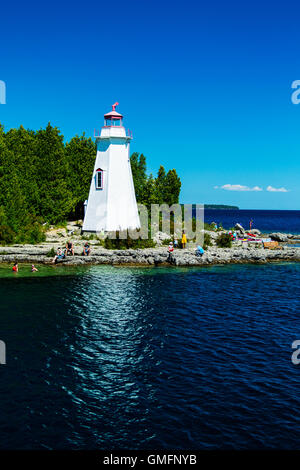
[[82, 103, 140, 233]]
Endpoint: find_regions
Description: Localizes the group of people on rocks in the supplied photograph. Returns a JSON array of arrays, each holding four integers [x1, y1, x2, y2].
[[167, 231, 204, 259], [167, 231, 188, 253], [11, 240, 92, 271], [52, 241, 91, 263], [12, 230, 209, 271]]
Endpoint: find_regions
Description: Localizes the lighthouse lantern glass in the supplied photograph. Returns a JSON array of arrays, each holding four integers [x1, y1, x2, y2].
[[105, 118, 122, 127]]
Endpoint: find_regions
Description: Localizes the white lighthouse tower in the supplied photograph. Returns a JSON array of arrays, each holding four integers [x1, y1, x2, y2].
[[82, 103, 140, 233]]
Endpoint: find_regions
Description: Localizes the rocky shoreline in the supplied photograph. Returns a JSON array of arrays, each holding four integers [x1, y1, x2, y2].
[[1, 243, 300, 267]]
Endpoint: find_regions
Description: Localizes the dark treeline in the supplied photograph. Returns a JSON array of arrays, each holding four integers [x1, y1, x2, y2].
[[0, 124, 181, 244], [130, 153, 181, 207]]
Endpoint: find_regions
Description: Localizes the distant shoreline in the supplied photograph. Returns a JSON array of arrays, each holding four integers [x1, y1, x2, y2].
[[204, 205, 239, 210]]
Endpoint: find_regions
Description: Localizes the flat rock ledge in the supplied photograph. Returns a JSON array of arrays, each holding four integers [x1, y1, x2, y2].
[[1, 245, 300, 267]]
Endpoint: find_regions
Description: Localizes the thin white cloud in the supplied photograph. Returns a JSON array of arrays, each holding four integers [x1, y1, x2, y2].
[[266, 185, 289, 193], [218, 184, 263, 192]]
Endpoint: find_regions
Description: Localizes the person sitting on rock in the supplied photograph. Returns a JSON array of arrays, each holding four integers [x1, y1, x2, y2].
[[168, 241, 174, 253], [31, 264, 38, 272], [82, 242, 91, 256], [195, 245, 204, 257], [53, 248, 65, 264], [65, 240, 74, 256]]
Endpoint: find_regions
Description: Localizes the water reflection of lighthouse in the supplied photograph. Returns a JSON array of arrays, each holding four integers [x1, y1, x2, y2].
[[83, 103, 140, 232]]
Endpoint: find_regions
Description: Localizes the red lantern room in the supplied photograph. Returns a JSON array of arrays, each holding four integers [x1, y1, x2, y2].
[[104, 102, 123, 127]]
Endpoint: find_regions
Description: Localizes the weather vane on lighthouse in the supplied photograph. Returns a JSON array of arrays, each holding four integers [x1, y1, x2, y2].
[[83, 103, 140, 233]]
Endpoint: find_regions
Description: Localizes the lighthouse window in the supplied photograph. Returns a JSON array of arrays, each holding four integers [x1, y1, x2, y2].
[[96, 170, 103, 189]]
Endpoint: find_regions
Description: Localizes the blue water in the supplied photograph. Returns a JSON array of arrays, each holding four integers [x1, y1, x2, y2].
[[204, 209, 300, 233], [1, 263, 300, 449]]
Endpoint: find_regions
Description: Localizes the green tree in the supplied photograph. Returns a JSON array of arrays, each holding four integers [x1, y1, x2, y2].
[[65, 134, 96, 216], [130, 152, 147, 203], [155, 165, 167, 204], [34, 123, 75, 223], [164, 169, 181, 206], [142, 173, 160, 206], [130, 154, 182, 208]]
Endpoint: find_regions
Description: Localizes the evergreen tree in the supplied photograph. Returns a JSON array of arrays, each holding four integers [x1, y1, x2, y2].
[[65, 134, 96, 216], [34, 123, 75, 223], [164, 169, 181, 206], [130, 152, 147, 202], [130, 154, 181, 208], [155, 165, 167, 204]]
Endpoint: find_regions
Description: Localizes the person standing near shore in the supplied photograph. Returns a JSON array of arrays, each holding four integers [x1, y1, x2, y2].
[[12, 262, 18, 272], [181, 231, 187, 249], [168, 242, 174, 261], [250, 219, 254, 230]]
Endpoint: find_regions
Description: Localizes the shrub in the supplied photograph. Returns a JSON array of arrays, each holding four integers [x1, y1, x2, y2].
[[104, 235, 156, 250], [16, 218, 46, 244], [46, 247, 56, 257], [204, 222, 216, 231], [0, 224, 16, 245], [87, 233, 96, 240], [216, 233, 232, 248], [54, 221, 67, 229], [203, 233, 212, 250]]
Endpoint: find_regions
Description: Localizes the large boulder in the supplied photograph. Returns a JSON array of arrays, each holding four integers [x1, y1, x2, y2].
[[248, 229, 261, 235], [152, 231, 171, 246], [205, 230, 219, 240], [269, 232, 288, 242], [235, 223, 245, 234]]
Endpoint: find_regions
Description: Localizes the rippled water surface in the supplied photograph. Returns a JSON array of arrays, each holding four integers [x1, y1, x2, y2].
[[1, 263, 300, 449]]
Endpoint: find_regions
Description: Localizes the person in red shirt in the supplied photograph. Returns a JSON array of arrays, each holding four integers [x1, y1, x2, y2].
[[12, 262, 18, 272]]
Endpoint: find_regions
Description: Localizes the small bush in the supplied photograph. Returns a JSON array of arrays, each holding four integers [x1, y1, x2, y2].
[[16, 219, 46, 244], [204, 222, 217, 231], [0, 224, 16, 245], [54, 221, 67, 229], [104, 235, 156, 250], [46, 247, 56, 257], [203, 233, 212, 250], [216, 233, 232, 248], [87, 233, 96, 240]]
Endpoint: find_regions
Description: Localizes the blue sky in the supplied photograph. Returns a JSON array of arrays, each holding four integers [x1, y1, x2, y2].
[[1, 0, 300, 209]]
